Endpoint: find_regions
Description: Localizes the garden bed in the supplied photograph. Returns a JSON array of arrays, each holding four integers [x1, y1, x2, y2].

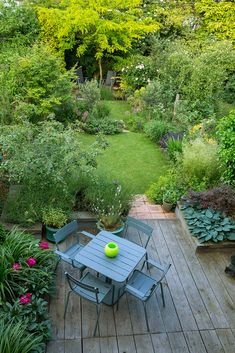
[[176, 204, 235, 252]]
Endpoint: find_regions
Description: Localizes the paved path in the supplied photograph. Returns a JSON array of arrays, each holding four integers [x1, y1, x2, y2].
[[129, 194, 176, 220]]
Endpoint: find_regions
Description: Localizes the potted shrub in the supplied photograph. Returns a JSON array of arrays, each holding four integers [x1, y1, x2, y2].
[[42, 208, 67, 242], [162, 189, 178, 212], [86, 176, 132, 235]]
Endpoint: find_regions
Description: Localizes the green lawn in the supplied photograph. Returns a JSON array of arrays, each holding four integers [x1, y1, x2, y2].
[[97, 132, 169, 193]]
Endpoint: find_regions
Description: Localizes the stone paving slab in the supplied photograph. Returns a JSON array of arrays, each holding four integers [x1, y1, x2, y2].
[[129, 194, 176, 220]]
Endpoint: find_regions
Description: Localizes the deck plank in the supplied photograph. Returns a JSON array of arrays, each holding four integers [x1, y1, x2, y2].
[[117, 335, 137, 353], [83, 337, 100, 353], [151, 333, 173, 353], [184, 331, 207, 353], [150, 220, 197, 331], [168, 332, 190, 353], [171, 221, 229, 329], [200, 330, 225, 353], [134, 334, 155, 353], [159, 220, 213, 330], [99, 337, 119, 353], [64, 339, 82, 353], [216, 329, 235, 353]]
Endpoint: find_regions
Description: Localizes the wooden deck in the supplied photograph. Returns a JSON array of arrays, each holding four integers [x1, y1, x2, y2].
[[47, 219, 235, 353]]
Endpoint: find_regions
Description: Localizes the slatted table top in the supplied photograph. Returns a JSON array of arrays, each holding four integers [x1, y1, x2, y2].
[[74, 230, 146, 282]]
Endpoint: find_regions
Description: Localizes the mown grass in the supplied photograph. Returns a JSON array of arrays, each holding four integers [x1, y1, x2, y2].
[[78, 132, 169, 194]]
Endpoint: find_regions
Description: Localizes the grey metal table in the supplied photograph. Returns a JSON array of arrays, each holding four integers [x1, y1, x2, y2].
[[74, 230, 146, 304]]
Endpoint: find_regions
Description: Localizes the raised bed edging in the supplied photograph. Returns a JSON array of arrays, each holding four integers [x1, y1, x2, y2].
[[1, 211, 99, 237], [175, 205, 235, 252]]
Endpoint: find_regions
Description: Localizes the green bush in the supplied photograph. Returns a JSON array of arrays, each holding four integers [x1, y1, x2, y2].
[[0, 121, 102, 223], [42, 208, 67, 228], [0, 44, 76, 124], [144, 120, 171, 143], [0, 319, 42, 353], [85, 174, 133, 230], [180, 138, 220, 184], [166, 137, 183, 161], [217, 111, 235, 185], [77, 80, 101, 112]]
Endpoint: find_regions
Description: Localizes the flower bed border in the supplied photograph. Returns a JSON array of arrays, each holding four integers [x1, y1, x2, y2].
[[175, 203, 235, 252]]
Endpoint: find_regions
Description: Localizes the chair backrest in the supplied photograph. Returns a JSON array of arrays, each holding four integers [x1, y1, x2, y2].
[[65, 272, 99, 303], [125, 216, 153, 248], [54, 220, 78, 245]]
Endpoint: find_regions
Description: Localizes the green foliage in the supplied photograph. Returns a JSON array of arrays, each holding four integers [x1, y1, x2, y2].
[[217, 111, 235, 185], [181, 205, 235, 243], [188, 185, 235, 218], [83, 118, 123, 135], [37, 0, 159, 80], [0, 224, 7, 245], [0, 227, 55, 352], [85, 174, 133, 230], [77, 80, 101, 112], [0, 44, 76, 124], [0, 1, 39, 46], [42, 208, 67, 228], [166, 137, 183, 161], [0, 318, 42, 353], [163, 188, 179, 205], [180, 138, 220, 184], [144, 120, 171, 143], [0, 121, 102, 223], [100, 86, 114, 101]]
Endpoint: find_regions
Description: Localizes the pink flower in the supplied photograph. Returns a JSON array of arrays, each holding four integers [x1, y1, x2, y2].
[[12, 263, 20, 270], [39, 241, 49, 250], [26, 257, 37, 267], [19, 293, 31, 305]]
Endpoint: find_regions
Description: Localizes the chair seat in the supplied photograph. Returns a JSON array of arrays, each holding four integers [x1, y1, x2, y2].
[[125, 270, 157, 301], [73, 272, 112, 304], [56, 242, 86, 270]]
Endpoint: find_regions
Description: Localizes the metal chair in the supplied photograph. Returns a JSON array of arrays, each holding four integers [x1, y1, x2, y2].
[[54, 220, 94, 276], [116, 259, 171, 332], [64, 271, 113, 336], [123, 216, 153, 249]]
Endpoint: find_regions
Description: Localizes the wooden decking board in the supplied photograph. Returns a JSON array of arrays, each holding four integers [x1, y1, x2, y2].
[[134, 334, 155, 353], [171, 221, 230, 329], [151, 333, 173, 353], [168, 332, 190, 353], [216, 329, 235, 353], [200, 330, 225, 353], [159, 220, 213, 330], [151, 220, 198, 331], [47, 219, 235, 353]]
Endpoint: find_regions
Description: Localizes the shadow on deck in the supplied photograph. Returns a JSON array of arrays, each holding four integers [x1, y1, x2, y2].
[[47, 219, 235, 353]]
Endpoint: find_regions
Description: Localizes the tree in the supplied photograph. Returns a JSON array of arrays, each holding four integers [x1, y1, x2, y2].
[[195, 0, 235, 42], [37, 0, 159, 83]]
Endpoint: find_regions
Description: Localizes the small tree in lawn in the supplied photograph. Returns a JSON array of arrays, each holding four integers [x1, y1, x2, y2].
[[37, 0, 159, 84]]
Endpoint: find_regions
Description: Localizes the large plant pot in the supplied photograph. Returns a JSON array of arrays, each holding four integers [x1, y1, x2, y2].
[[97, 221, 125, 236], [162, 201, 173, 212], [45, 225, 59, 243]]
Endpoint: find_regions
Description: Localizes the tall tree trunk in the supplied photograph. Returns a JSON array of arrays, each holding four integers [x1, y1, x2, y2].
[[98, 58, 103, 87]]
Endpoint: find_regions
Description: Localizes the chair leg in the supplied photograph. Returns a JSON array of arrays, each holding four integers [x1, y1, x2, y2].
[[160, 282, 165, 307], [93, 305, 101, 336], [143, 302, 150, 332], [64, 290, 72, 319]]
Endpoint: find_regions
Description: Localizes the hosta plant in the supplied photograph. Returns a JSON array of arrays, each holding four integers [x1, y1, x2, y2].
[[181, 205, 235, 243]]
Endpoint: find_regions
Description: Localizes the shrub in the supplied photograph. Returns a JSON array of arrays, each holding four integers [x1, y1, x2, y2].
[[160, 131, 184, 149], [42, 208, 67, 228], [187, 185, 235, 218], [217, 111, 235, 185], [85, 175, 133, 230], [83, 118, 123, 135], [77, 80, 101, 112], [180, 138, 220, 184], [166, 137, 183, 161], [146, 170, 179, 204], [0, 121, 102, 223], [144, 120, 171, 143], [0, 319, 43, 353], [0, 44, 76, 124]]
